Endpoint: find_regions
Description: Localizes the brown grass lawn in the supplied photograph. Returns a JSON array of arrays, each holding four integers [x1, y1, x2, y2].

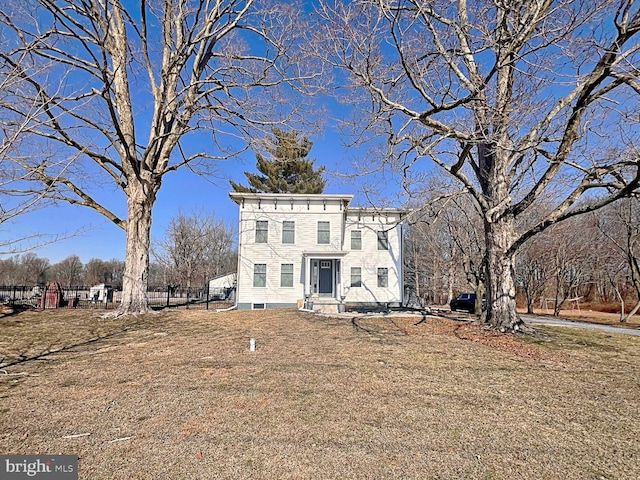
[[1, 308, 639, 480]]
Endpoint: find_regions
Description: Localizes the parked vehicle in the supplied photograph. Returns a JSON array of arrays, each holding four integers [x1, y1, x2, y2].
[[450, 292, 485, 313]]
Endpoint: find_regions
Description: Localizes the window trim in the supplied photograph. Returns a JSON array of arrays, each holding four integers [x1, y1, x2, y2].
[[280, 263, 294, 288], [255, 220, 268, 244], [317, 221, 330, 244], [350, 267, 362, 288], [282, 221, 295, 244], [351, 230, 362, 250], [253, 263, 267, 288], [377, 267, 388, 288]]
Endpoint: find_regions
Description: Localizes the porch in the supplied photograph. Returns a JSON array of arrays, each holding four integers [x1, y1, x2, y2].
[[303, 252, 348, 311]]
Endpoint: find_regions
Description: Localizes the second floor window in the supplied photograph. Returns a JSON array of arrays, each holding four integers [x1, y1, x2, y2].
[[256, 220, 268, 243], [317, 221, 330, 244], [351, 230, 362, 250], [377, 231, 389, 250], [282, 221, 295, 244]]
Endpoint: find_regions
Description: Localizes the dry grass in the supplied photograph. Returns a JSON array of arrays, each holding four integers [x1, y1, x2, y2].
[[1, 308, 639, 480]]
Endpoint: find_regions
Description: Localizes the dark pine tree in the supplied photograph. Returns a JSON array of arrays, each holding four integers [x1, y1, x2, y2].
[[230, 128, 326, 194]]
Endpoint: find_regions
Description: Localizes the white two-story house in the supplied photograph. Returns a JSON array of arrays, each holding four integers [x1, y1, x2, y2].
[[230, 192, 406, 310]]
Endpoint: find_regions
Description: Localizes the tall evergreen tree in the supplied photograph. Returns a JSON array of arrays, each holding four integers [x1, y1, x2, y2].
[[231, 128, 326, 194]]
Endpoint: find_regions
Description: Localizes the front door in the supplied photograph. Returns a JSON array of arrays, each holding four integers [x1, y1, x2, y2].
[[318, 260, 333, 296]]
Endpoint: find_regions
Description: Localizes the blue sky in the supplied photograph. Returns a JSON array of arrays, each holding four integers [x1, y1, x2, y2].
[[0, 1, 413, 265], [0, 121, 392, 264]]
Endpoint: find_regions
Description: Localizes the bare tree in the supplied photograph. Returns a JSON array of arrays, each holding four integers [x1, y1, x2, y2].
[[596, 197, 640, 321], [440, 194, 487, 314], [0, 255, 20, 286], [516, 238, 554, 314], [316, 0, 640, 330], [0, 49, 48, 230], [0, 31, 83, 254], [50, 255, 84, 286], [0, 0, 315, 314], [153, 209, 235, 291], [539, 220, 594, 315], [11, 253, 50, 285], [84, 259, 110, 286]]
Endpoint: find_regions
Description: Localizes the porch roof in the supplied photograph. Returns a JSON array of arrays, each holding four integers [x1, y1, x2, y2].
[[303, 251, 348, 258]]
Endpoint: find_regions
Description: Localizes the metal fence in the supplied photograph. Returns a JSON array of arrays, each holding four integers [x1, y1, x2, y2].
[[0, 284, 234, 311]]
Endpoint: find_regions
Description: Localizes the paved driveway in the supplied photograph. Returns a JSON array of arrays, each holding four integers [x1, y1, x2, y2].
[[522, 314, 640, 336]]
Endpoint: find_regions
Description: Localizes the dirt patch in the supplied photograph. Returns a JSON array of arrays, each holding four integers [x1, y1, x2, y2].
[[1, 308, 639, 479]]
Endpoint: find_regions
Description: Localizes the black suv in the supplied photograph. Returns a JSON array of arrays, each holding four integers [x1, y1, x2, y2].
[[449, 292, 483, 313]]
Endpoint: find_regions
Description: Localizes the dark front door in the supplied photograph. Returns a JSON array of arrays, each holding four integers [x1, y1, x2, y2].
[[318, 260, 333, 295]]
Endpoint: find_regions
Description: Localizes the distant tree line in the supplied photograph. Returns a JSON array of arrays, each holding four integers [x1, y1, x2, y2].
[[405, 193, 640, 321], [0, 254, 125, 288], [0, 210, 237, 290]]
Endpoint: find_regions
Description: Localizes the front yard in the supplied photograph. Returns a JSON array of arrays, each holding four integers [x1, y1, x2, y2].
[[1, 308, 638, 479]]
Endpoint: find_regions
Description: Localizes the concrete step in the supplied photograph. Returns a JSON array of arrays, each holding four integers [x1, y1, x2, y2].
[[312, 302, 346, 314], [315, 304, 337, 314]]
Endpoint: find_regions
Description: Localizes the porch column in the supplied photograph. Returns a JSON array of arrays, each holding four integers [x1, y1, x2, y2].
[[337, 259, 343, 301], [304, 255, 311, 297]]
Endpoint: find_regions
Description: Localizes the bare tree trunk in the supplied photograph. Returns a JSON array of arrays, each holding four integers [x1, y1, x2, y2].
[[609, 276, 626, 322], [447, 262, 455, 305], [118, 180, 155, 314], [525, 290, 535, 315], [474, 282, 485, 317], [483, 216, 522, 331], [622, 299, 640, 323]]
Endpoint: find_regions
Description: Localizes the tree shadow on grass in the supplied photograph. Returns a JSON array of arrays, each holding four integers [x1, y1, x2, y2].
[[0, 319, 143, 370]]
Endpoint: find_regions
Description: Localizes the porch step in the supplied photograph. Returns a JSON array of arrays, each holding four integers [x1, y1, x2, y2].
[[310, 300, 346, 314], [315, 304, 338, 314]]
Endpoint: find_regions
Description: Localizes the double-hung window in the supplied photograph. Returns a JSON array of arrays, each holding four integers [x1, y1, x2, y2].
[[351, 230, 362, 250], [377, 268, 388, 288], [351, 267, 362, 288], [254, 264, 267, 287], [377, 231, 389, 250], [281, 264, 294, 287], [317, 221, 330, 244], [256, 221, 268, 243], [282, 221, 295, 244]]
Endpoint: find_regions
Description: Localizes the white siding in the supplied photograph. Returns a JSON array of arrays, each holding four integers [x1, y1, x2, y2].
[[235, 196, 348, 307], [209, 273, 236, 290], [231, 193, 404, 308], [342, 211, 403, 304]]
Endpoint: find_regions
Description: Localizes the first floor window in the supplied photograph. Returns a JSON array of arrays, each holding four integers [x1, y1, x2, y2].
[[377, 267, 388, 288], [254, 264, 266, 287], [281, 264, 294, 287], [351, 267, 362, 288]]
